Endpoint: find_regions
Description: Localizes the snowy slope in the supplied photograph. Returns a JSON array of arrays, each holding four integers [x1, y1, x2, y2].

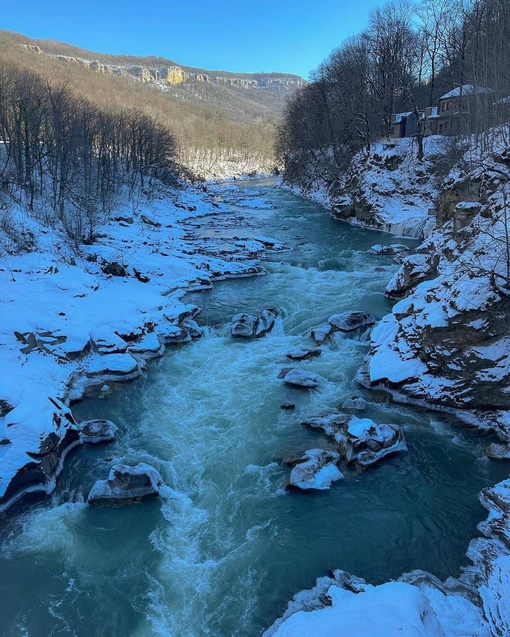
[[0, 180, 282, 512]]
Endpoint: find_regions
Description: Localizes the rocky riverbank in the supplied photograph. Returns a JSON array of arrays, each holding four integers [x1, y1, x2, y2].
[[268, 141, 510, 635], [0, 179, 285, 514]]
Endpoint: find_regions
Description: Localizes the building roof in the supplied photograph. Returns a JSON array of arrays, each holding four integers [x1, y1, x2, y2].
[[392, 111, 425, 123], [440, 84, 493, 100], [393, 112, 413, 123]]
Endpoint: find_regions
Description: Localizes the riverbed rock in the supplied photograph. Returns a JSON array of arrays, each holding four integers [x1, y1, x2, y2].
[[286, 348, 322, 361], [87, 462, 163, 504], [342, 417, 407, 467], [280, 402, 296, 410], [328, 311, 375, 332], [254, 309, 277, 337], [230, 313, 256, 337], [302, 413, 350, 439], [310, 323, 333, 344], [341, 396, 367, 411], [486, 443, 510, 461], [229, 309, 277, 338], [368, 244, 412, 256], [77, 419, 118, 444], [302, 414, 406, 468], [287, 449, 343, 491], [279, 368, 322, 388]]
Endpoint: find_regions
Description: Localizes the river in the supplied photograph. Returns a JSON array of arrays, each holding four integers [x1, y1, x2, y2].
[[0, 178, 506, 637]]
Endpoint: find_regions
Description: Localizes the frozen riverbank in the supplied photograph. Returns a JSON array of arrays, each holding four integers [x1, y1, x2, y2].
[[0, 180, 284, 512]]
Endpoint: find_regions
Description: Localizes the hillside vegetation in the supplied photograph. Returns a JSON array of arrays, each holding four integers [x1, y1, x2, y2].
[[0, 30, 302, 179], [278, 0, 510, 190]]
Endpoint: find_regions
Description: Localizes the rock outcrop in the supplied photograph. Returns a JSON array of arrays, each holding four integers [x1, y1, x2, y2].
[[363, 148, 510, 426], [286, 449, 343, 491], [21, 45, 305, 93], [87, 462, 163, 504], [0, 397, 118, 513], [303, 414, 407, 468], [229, 309, 277, 338]]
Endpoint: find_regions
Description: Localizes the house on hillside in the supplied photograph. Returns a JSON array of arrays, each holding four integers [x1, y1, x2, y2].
[[390, 84, 494, 139], [431, 84, 493, 135], [390, 111, 425, 138]]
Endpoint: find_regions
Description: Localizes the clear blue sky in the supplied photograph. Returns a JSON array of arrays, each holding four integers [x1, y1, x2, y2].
[[2, 0, 388, 79]]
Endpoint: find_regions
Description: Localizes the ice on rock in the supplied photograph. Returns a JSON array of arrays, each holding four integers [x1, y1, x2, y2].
[[287, 449, 343, 491], [280, 369, 322, 389], [229, 309, 277, 338], [87, 462, 163, 505], [328, 311, 375, 332]]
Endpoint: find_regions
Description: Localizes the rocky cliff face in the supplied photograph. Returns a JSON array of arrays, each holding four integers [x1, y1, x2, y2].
[[363, 145, 510, 439], [21, 44, 305, 92]]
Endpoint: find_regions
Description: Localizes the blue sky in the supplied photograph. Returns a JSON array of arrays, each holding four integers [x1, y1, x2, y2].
[[2, 0, 387, 79]]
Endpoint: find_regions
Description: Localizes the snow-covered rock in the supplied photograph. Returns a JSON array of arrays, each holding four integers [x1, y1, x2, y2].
[[229, 308, 277, 338], [328, 311, 375, 332], [310, 323, 333, 344], [286, 347, 322, 361], [77, 419, 118, 444], [87, 462, 163, 504], [279, 368, 322, 389], [286, 449, 343, 491], [302, 414, 407, 468]]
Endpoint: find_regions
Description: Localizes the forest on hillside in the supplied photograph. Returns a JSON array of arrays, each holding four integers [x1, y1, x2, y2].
[[278, 0, 510, 186], [0, 30, 282, 190]]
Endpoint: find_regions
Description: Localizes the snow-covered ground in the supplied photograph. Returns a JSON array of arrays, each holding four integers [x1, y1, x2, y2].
[[0, 180, 285, 512], [286, 137, 448, 239]]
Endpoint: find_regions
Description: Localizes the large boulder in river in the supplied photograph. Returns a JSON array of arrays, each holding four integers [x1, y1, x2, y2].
[[287, 449, 343, 491], [328, 312, 375, 332], [229, 309, 277, 338], [279, 368, 322, 388], [87, 462, 163, 505], [310, 323, 333, 344], [78, 419, 117, 444], [230, 313, 256, 337], [339, 417, 407, 467], [302, 414, 406, 468]]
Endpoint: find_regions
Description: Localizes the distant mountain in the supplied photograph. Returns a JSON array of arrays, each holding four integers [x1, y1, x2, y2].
[[7, 32, 304, 124], [0, 30, 304, 178]]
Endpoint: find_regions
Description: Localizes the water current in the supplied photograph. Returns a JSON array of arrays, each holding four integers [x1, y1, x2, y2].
[[0, 178, 507, 637]]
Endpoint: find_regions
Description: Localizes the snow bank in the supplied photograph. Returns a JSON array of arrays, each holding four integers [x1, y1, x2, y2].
[[0, 179, 280, 512]]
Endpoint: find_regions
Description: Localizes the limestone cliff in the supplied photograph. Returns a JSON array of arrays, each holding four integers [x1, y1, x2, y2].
[[20, 44, 305, 92]]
